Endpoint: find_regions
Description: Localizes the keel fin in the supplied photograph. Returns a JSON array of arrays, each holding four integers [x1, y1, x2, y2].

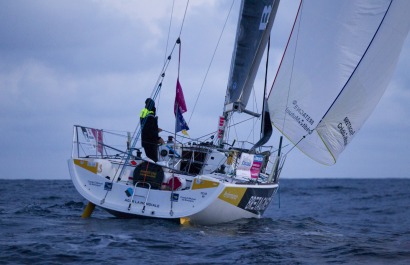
[[81, 201, 96, 218], [180, 217, 190, 225]]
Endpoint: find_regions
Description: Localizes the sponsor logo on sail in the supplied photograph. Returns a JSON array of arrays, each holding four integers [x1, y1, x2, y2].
[[259, 5, 272, 30], [338, 117, 355, 146], [285, 100, 315, 134]]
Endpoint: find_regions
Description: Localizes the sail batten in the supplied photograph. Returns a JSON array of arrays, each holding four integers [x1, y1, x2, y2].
[[268, 0, 410, 165]]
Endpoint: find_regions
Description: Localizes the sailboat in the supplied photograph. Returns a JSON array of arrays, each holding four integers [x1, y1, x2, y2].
[[68, 0, 410, 225]]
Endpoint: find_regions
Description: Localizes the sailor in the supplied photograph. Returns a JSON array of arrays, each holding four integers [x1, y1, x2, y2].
[[140, 98, 164, 162]]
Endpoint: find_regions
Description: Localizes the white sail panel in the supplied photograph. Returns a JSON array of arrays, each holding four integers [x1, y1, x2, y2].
[[268, 0, 410, 165]]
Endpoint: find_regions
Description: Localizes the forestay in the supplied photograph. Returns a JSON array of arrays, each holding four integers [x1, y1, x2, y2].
[[268, 0, 410, 165]]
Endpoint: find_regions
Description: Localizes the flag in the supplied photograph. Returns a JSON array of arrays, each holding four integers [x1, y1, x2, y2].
[[174, 78, 189, 135], [81, 127, 103, 155], [91, 129, 103, 155], [174, 78, 187, 114], [175, 107, 189, 135], [81, 127, 96, 152]]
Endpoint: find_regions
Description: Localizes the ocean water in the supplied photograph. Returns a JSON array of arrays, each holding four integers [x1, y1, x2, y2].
[[0, 179, 409, 265]]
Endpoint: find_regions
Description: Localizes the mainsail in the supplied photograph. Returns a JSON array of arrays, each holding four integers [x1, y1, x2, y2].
[[268, 0, 410, 165], [224, 0, 280, 115]]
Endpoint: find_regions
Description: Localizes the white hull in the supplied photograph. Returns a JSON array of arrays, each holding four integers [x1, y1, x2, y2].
[[68, 158, 278, 225]]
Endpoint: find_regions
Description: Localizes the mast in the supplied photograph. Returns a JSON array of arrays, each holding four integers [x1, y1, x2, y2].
[[218, 0, 280, 147]]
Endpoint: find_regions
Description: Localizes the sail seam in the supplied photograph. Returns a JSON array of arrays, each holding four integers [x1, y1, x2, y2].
[[314, 0, 394, 164], [269, 0, 303, 134], [317, 0, 393, 125]]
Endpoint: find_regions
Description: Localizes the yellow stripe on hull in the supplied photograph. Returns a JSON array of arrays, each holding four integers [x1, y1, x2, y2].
[[218, 187, 247, 206], [74, 159, 99, 174], [191, 178, 219, 190]]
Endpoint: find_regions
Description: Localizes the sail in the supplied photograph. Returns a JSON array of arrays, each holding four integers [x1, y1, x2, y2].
[[251, 99, 273, 151], [224, 0, 280, 115], [268, 0, 410, 165]]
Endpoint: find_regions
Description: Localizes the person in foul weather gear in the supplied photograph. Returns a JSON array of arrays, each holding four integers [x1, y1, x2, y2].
[[140, 98, 164, 162]]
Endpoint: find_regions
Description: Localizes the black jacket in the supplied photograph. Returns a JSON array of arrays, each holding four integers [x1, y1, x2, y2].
[[141, 114, 159, 146]]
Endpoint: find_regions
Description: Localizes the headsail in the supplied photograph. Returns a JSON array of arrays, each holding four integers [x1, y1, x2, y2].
[[268, 0, 410, 165], [224, 0, 280, 115], [251, 98, 273, 151]]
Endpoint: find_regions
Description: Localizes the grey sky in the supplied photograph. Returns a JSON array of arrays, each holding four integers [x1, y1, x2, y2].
[[0, 0, 409, 179]]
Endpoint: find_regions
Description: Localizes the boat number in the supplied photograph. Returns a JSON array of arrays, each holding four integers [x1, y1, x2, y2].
[[245, 196, 272, 211]]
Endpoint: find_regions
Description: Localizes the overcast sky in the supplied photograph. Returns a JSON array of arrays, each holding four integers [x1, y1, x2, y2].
[[1, 0, 409, 180]]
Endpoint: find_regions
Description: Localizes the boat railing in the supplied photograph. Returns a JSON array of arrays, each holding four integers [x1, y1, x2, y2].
[[128, 181, 151, 213], [71, 125, 137, 161]]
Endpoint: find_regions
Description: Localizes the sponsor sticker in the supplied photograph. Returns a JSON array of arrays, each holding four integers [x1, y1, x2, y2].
[[104, 182, 112, 191]]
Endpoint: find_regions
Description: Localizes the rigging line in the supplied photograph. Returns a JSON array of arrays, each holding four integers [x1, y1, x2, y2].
[[178, 0, 190, 37], [164, 0, 175, 64], [187, 0, 236, 125], [161, 127, 206, 142], [281, 0, 303, 133], [226, 112, 234, 144], [229, 113, 262, 147], [208, 115, 256, 144], [230, 115, 255, 130], [247, 116, 258, 144], [132, 81, 164, 140], [164, 115, 259, 145], [130, 38, 179, 141], [118, 81, 163, 182], [112, 6, 186, 188], [151, 42, 176, 96], [245, 90, 259, 143], [102, 131, 128, 138], [231, 116, 238, 144], [129, 37, 176, 147], [146, 0, 188, 132], [283, 132, 308, 156], [156, 86, 162, 115]]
